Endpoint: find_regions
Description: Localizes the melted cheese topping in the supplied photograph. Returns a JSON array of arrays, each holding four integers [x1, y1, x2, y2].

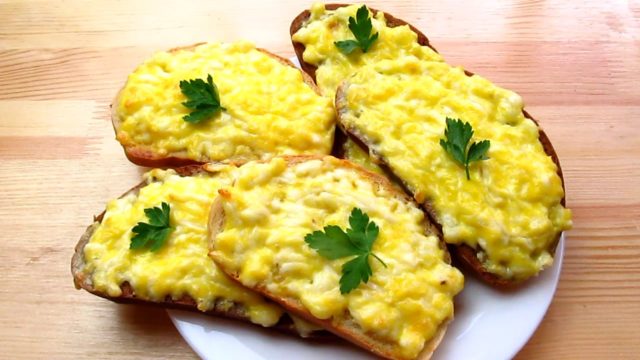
[[82, 168, 283, 326], [211, 157, 463, 359], [339, 58, 573, 280], [116, 41, 335, 162], [343, 138, 384, 175], [292, 3, 443, 99]]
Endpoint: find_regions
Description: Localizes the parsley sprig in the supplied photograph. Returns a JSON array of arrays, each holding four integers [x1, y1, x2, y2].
[[334, 5, 379, 54], [439, 118, 491, 180], [179, 74, 225, 124], [130, 202, 173, 252], [304, 208, 386, 294]]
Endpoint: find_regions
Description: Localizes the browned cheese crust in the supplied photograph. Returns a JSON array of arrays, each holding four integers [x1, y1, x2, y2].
[[111, 44, 322, 168], [292, 4, 566, 287], [208, 155, 452, 360], [70, 165, 309, 334]]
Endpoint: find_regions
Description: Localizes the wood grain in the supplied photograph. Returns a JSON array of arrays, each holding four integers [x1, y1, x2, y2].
[[0, 0, 638, 359]]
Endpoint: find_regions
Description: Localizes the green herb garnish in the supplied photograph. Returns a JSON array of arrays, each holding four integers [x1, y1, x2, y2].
[[179, 74, 225, 123], [439, 117, 491, 180], [304, 208, 386, 294], [130, 202, 173, 252], [334, 5, 379, 54]]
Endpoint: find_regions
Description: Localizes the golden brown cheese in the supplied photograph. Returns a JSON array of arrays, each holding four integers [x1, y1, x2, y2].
[[292, 3, 443, 99], [116, 41, 335, 162], [338, 58, 572, 280], [211, 157, 463, 359], [82, 168, 283, 326]]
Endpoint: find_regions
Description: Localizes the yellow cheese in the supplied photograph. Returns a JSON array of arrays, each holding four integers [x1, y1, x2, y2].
[[342, 138, 384, 175], [211, 157, 463, 359], [339, 58, 573, 280], [292, 3, 443, 99], [116, 41, 335, 162], [82, 168, 283, 327]]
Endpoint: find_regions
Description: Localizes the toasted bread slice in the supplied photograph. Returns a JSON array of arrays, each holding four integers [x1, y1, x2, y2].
[[335, 59, 571, 286], [112, 42, 335, 168], [208, 156, 464, 360], [290, 3, 437, 90], [71, 165, 322, 336]]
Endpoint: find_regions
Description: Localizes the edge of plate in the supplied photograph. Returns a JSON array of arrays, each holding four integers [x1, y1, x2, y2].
[[505, 233, 565, 359]]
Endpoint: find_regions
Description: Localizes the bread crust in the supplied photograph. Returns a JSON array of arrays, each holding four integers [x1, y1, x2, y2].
[[292, 4, 566, 287], [208, 155, 453, 360], [70, 165, 311, 335], [111, 43, 323, 168]]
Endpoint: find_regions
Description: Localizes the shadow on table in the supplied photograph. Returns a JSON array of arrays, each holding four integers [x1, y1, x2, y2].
[[116, 303, 178, 336]]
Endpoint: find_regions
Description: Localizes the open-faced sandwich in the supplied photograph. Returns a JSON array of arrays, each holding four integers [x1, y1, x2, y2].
[[113, 41, 335, 167], [70, 2, 573, 357], [209, 156, 464, 360], [291, 3, 572, 285], [71, 165, 321, 336]]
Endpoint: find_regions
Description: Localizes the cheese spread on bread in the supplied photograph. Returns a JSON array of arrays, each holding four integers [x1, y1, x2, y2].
[[342, 139, 384, 175], [211, 156, 463, 359], [338, 58, 573, 280], [82, 168, 283, 326], [116, 41, 335, 162], [292, 3, 443, 100]]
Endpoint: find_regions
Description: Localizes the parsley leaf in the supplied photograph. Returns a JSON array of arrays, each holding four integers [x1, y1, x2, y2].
[[335, 40, 360, 54], [439, 118, 491, 180], [130, 202, 173, 252], [340, 254, 372, 294], [334, 5, 379, 54], [304, 208, 386, 294], [304, 225, 359, 259], [179, 74, 225, 124]]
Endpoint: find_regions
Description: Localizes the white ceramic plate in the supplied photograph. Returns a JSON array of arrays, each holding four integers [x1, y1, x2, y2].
[[169, 235, 563, 360], [168, 56, 564, 360]]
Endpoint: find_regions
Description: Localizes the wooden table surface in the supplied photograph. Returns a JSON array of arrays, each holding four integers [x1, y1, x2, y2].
[[1, 0, 638, 358]]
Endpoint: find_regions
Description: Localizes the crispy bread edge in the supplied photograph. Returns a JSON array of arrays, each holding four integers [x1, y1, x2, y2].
[[208, 155, 453, 360]]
